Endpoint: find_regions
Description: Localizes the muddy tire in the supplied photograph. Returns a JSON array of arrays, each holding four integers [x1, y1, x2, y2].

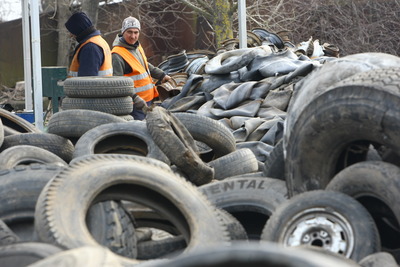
[[72, 121, 170, 165], [261, 190, 380, 261], [284, 68, 400, 196], [47, 109, 126, 138], [146, 106, 214, 185], [34, 154, 229, 265]]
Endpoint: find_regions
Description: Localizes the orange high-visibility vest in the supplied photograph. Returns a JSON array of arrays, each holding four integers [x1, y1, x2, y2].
[[111, 45, 158, 102], [68, 35, 113, 77]]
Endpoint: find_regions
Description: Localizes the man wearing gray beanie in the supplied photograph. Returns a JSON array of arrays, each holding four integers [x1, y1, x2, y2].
[[112, 16, 171, 120], [65, 12, 112, 77]]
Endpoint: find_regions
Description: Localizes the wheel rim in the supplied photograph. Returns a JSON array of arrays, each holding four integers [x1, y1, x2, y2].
[[280, 207, 355, 257]]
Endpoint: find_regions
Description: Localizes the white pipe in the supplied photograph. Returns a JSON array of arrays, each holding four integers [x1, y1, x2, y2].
[[21, 0, 33, 111], [238, 0, 247, 49], [30, 0, 44, 130]]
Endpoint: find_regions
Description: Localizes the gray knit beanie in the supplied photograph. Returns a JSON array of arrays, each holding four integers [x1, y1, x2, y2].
[[121, 17, 141, 33]]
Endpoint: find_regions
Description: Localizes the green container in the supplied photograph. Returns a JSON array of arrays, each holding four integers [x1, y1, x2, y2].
[[42, 66, 67, 113]]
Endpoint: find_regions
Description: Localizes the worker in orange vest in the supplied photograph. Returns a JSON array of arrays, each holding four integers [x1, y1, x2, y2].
[[112, 16, 171, 120], [65, 12, 112, 77]]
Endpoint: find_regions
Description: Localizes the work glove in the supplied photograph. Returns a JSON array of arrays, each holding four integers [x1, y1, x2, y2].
[[132, 94, 147, 112]]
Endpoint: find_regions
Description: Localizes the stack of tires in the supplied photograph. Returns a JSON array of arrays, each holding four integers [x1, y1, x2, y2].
[[61, 76, 135, 120]]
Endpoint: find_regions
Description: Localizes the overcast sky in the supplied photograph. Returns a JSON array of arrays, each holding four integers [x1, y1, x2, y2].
[[0, 1, 22, 21]]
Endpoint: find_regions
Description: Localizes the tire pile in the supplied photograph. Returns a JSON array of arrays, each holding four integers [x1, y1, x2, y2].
[[1, 39, 400, 267]]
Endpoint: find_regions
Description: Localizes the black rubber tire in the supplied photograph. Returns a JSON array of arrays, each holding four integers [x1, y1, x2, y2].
[[0, 219, 20, 246], [263, 139, 285, 180], [3, 125, 21, 136], [21, 245, 124, 267], [261, 190, 381, 261], [72, 121, 170, 165], [359, 252, 398, 267], [146, 106, 214, 185], [0, 242, 63, 267], [86, 200, 137, 259], [208, 148, 259, 180], [34, 154, 229, 265], [47, 109, 127, 138], [173, 112, 236, 159], [136, 209, 247, 260], [0, 119, 4, 147], [137, 235, 186, 260], [284, 68, 400, 196], [216, 208, 248, 240], [325, 161, 400, 260], [61, 96, 133, 116], [0, 108, 41, 134], [139, 241, 360, 267], [1, 133, 75, 163], [0, 164, 64, 241], [199, 177, 288, 240], [63, 76, 134, 98], [0, 145, 67, 170]]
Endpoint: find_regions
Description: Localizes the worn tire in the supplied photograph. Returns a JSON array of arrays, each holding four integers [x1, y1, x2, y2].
[[63, 76, 134, 98], [146, 106, 214, 185], [263, 139, 285, 180], [261, 190, 381, 261], [72, 121, 170, 165], [86, 200, 137, 259], [0, 164, 64, 241], [0, 242, 63, 267], [359, 252, 398, 267], [208, 148, 259, 180], [136, 241, 360, 267], [326, 161, 400, 260], [284, 67, 400, 196], [1, 133, 75, 163], [47, 109, 126, 138], [199, 177, 288, 239], [0, 145, 67, 170], [0, 108, 40, 133], [61, 96, 133, 115], [34, 154, 229, 265], [0, 219, 20, 246], [173, 112, 236, 159]]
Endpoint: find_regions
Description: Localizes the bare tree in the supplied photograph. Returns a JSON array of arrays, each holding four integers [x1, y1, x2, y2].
[[45, 0, 400, 67]]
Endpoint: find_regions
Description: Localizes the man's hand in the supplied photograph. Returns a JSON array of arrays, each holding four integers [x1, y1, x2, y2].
[[132, 94, 147, 112], [161, 75, 171, 83]]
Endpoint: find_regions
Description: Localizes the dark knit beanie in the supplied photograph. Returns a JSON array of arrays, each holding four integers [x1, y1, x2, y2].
[[65, 12, 93, 36]]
